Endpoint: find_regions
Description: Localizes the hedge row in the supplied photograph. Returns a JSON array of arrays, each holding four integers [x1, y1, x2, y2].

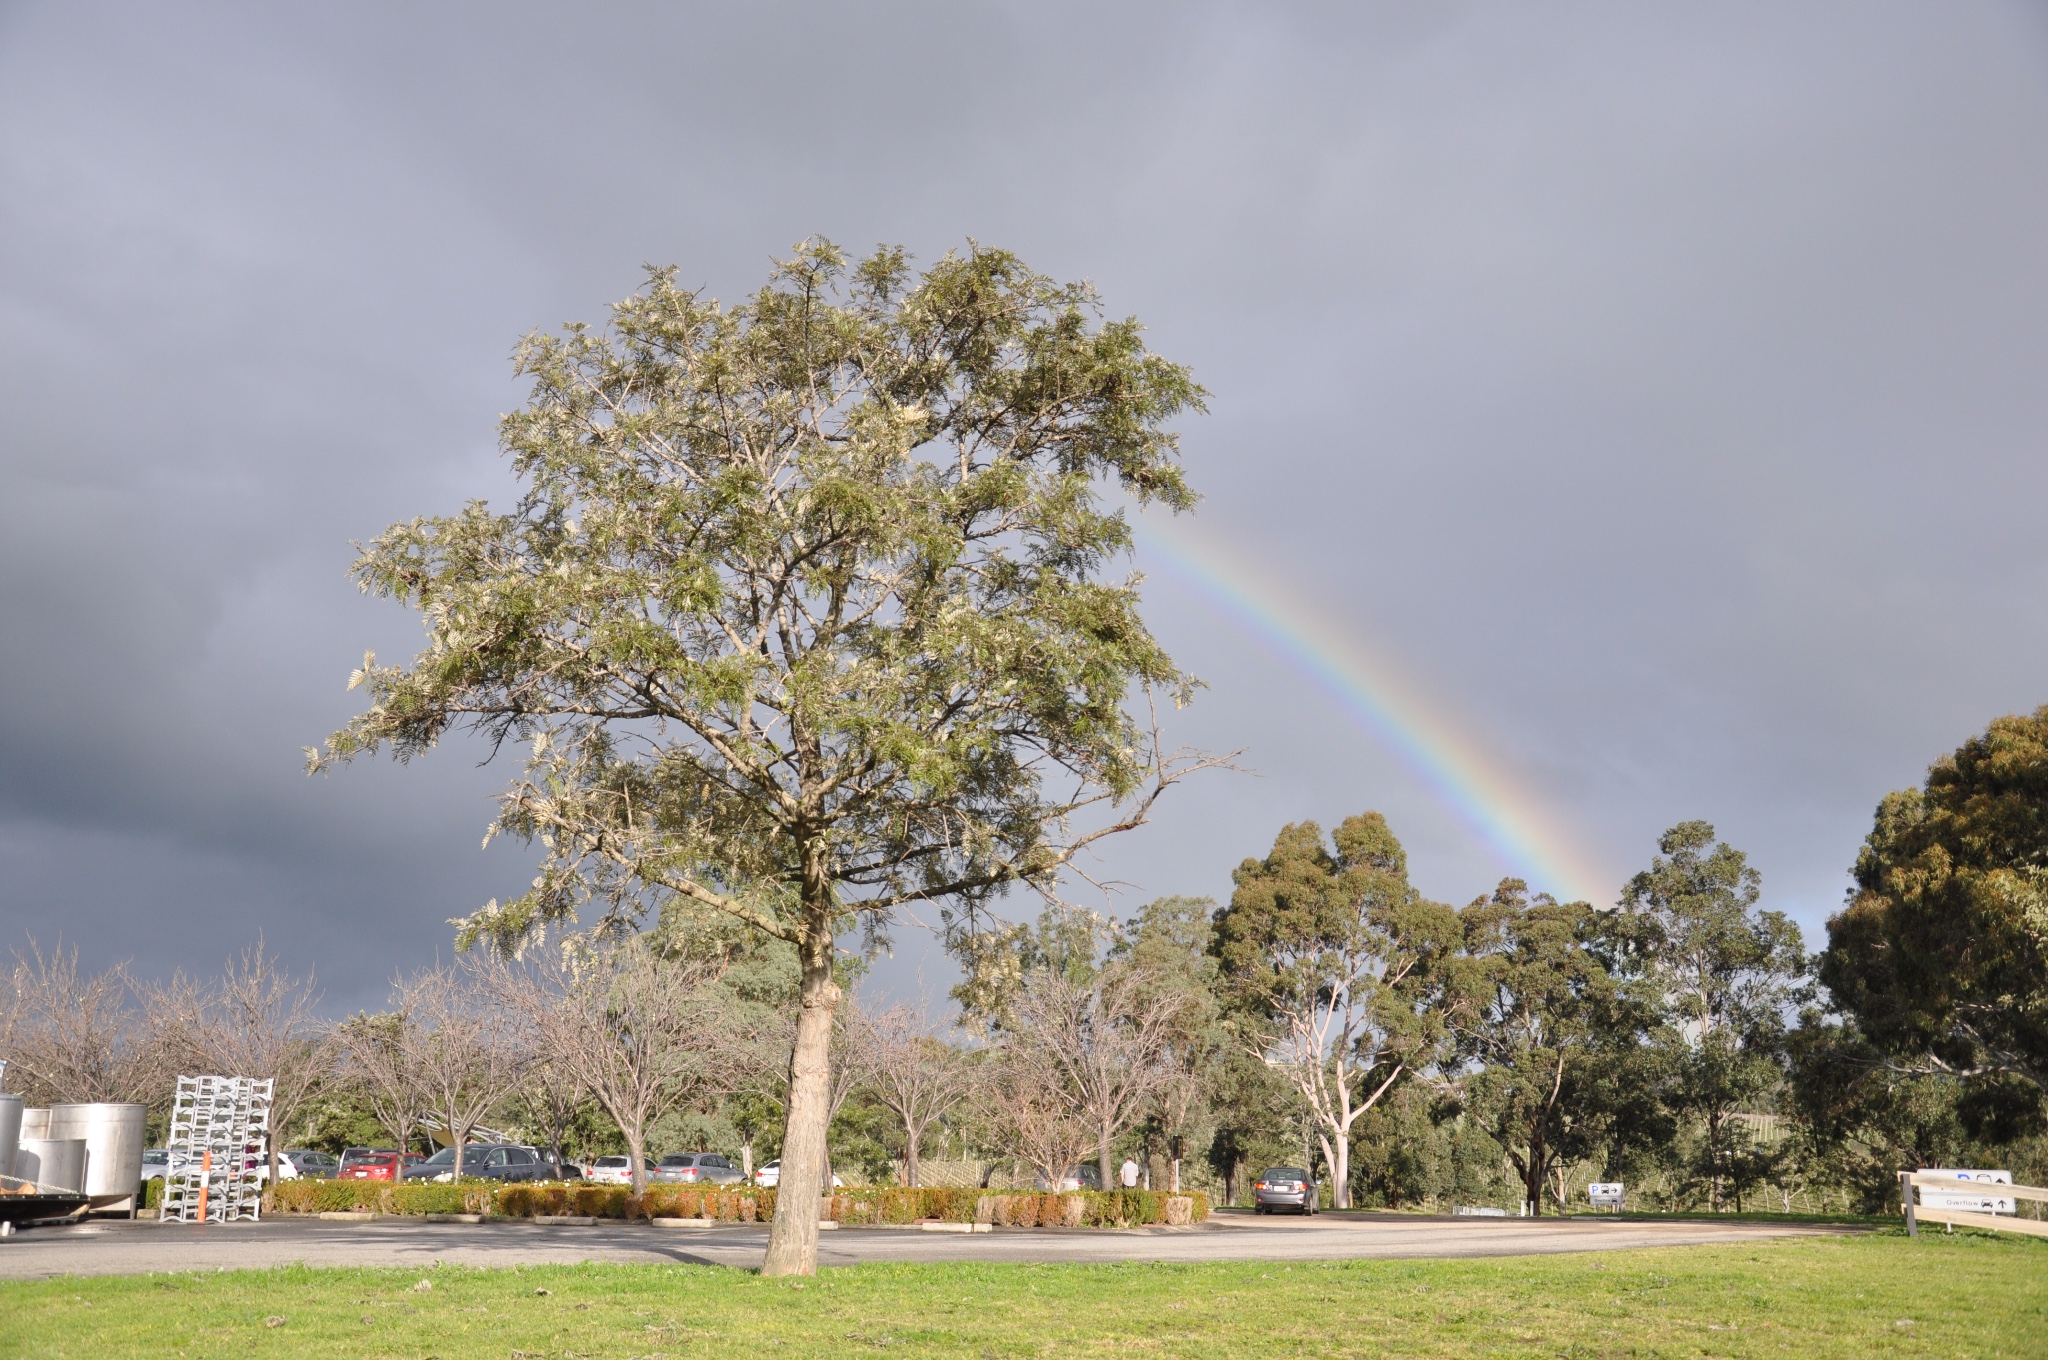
[[825, 1187, 1207, 1227], [264, 1179, 1205, 1227]]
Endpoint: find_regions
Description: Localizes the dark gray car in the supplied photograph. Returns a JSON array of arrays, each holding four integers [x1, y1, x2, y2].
[[1252, 1166, 1319, 1215], [403, 1144, 550, 1182]]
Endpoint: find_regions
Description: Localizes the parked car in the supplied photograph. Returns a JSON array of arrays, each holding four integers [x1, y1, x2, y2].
[[654, 1153, 746, 1185], [340, 1149, 409, 1182], [750, 1160, 840, 1189], [402, 1144, 552, 1183], [279, 1150, 340, 1180], [1036, 1164, 1104, 1192], [587, 1155, 658, 1186], [1252, 1166, 1318, 1215]]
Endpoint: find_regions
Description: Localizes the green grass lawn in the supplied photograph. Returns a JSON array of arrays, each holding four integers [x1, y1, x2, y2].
[[1, 1231, 2040, 1358]]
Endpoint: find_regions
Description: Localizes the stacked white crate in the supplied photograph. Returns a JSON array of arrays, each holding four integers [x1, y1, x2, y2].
[[161, 1075, 274, 1223]]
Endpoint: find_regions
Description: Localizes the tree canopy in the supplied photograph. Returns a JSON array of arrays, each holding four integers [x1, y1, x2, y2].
[[1821, 706, 2048, 1117], [312, 239, 1209, 1274]]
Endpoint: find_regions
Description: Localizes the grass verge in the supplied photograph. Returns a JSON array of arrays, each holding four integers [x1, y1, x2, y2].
[[1, 1231, 2040, 1358]]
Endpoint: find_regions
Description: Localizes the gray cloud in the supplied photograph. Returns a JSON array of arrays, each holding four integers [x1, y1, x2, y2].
[[3, 1, 2044, 1009]]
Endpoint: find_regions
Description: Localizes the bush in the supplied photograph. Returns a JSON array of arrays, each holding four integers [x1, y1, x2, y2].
[[262, 1178, 1203, 1227], [629, 1186, 773, 1222], [973, 1190, 1207, 1227], [497, 1184, 631, 1219]]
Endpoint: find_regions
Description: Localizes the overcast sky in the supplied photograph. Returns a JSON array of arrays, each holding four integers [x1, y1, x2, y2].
[[3, 2, 2044, 1014]]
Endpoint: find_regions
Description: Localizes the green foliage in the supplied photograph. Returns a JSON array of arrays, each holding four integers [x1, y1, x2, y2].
[[1822, 706, 2048, 1113], [1212, 814, 1459, 1206], [1443, 880, 1641, 1214], [314, 237, 1207, 955], [1618, 822, 1806, 1211]]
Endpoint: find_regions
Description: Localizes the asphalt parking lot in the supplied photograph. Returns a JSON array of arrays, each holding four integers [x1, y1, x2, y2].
[[0, 1208, 1856, 1281]]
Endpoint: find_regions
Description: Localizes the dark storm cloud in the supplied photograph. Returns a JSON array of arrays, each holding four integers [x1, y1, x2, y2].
[[2, 1, 2044, 1008]]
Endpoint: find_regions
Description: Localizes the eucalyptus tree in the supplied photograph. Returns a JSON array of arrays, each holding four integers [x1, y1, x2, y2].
[[1616, 822, 1805, 1211], [312, 240, 1208, 1274], [1822, 707, 2048, 1119], [1446, 882, 1635, 1215], [1213, 814, 1460, 1208]]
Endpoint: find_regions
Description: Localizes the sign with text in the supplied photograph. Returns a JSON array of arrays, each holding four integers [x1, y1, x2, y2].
[[1918, 1168, 2013, 1214], [1587, 1183, 1624, 1208]]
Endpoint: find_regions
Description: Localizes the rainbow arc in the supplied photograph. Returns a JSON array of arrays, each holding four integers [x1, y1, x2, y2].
[[1138, 519, 1610, 906]]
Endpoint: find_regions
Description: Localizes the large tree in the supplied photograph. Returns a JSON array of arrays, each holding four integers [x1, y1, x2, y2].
[[1616, 821, 1805, 1211], [1821, 707, 2048, 1121], [1445, 881, 1638, 1216], [1213, 814, 1459, 1208], [312, 240, 1208, 1274]]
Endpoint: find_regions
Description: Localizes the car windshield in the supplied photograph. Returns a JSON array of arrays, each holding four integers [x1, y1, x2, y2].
[[594, 1157, 627, 1168], [659, 1155, 694, 1166], [419, 1147, 468, 1166], [1261, 1168, 1308, 1180]]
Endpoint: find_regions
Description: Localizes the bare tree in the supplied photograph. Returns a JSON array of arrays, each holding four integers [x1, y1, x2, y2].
[[333, 1010, 429, 1158], [857, 1004, 970, 1187], [508, 1054, 587, 1174], [486, 936, 731, 1194], [975, 1038, 1096, 1191], [397, 966, 528, 1178], [1011, 966, 1177, 1191], [156, 942, 335, 1183], [0, 940, 167, 1106]]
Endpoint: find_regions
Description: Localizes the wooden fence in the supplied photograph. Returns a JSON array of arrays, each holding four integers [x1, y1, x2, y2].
[[1899, 1171, 2048, 1240]]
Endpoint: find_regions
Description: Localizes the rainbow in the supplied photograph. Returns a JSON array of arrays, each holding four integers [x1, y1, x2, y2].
[[1137, 519, 1611, 905]]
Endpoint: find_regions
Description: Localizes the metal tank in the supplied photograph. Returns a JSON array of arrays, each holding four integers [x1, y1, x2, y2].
[[20, 1106, 50, 1140], [0, 1093, 21, 1179], [15, 1137, 88, 1193], [44, 1103, 147, 1215]]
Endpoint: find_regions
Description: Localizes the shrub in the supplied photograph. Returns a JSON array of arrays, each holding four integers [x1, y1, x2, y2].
[[262, 1178, 1201, 1226], [971, 1189, 1206, 1227]]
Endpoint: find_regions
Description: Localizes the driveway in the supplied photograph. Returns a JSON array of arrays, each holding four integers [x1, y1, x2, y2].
[[0, 1209, 1857, 1281]]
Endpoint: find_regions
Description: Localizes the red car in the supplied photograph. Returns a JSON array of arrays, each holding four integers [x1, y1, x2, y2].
[[339, 1149, 407, 1182]]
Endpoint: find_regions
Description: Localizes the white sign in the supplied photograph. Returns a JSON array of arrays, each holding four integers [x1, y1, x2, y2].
[[1918, 1168, 2013, 1215], [1587, 1182, 1624, 1208]]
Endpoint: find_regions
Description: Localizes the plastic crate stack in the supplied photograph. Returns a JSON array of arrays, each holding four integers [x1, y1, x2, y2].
[[161, 1075, 274, 1223]]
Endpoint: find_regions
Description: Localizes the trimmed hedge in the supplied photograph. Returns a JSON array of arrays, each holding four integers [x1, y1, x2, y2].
[[264, 1179, 1204, 1227], [265, 1179, 497, 1216]]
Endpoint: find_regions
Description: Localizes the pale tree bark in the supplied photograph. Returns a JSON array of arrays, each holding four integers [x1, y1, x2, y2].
[[1262, 951, 1418, 1209], [764, 918, 839, 1276]]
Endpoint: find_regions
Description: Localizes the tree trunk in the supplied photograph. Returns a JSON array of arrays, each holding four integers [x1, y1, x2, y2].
[[1327, 1131, 1348, 1210], [763, 927, 840, 1277], [1523, 1135, 1546, 1217], [626, 1123, 646, 1195], [1099, 1123, 1114, 1193], [904, 1121, 921, 1188]]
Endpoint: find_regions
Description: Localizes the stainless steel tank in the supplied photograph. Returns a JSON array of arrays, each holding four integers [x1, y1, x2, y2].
[[20, 1106, 50, 1140], [15, 1137, 88, 1193], [0, 1093, 21, 1179], [44, 1103, 147, 1215]]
